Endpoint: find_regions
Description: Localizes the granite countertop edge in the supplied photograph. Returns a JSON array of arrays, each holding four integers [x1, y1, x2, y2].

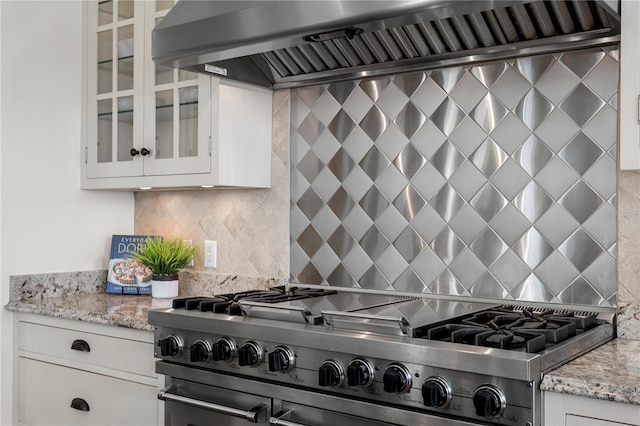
[[540, 337, 640, 406], [540, 303, 640, 405], [4, 270, 283, 333], [540, 373, 639, 405], [4, 298, 156, 332]]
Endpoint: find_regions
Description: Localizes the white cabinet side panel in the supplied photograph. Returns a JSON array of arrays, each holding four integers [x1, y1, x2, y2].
[[218, 80, 272, 187]]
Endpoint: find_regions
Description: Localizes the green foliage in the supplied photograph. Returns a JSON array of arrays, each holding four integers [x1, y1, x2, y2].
[[131, 237, 198, 277]]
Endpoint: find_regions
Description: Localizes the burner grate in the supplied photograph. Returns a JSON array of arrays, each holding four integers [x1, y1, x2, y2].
[[420, 305, 599, 353], [169, 287, 340, 317]]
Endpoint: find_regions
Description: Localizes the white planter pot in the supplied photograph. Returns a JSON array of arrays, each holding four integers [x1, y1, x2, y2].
[[151, 276, 179, 298]]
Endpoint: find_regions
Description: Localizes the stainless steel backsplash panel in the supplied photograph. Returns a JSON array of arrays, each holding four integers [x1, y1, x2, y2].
[[290, 46, 618, 307]]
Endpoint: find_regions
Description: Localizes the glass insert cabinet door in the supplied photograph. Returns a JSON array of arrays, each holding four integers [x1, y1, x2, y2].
[[86, 0, 211, 180], [142, 1, 211, 177], [86, 0, 144, 179]]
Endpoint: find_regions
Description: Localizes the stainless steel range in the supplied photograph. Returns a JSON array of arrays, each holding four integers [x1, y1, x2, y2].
[[148, 287, 615, 426]]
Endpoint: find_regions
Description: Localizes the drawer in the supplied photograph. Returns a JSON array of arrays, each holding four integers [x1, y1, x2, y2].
[[18, 357, 157, 426], [18, 321, 155, 378]]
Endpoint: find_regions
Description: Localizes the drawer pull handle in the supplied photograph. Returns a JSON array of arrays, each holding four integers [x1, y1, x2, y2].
[[70, 398, 90, 412], [71, 339, 91, 352]]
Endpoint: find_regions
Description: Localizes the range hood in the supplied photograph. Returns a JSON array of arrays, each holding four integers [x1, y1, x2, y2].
[[152, 0, 620, 89]]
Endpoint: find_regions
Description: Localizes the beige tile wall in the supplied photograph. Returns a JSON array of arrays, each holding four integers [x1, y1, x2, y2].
[[134, 90, 290, 279], [618, 171, 640, 304]]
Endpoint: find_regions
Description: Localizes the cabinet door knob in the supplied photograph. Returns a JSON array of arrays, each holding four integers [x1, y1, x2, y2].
[[71, 339, 91, 352], [140, 147, 151, 156], [130, 148, 140, 157], [70, 398, 90, 412]]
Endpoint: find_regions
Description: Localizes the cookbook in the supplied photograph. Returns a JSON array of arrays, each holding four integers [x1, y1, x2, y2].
[[106, 234, 160, 295]]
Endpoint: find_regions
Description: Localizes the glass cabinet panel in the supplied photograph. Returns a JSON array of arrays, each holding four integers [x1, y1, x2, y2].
[[98, 0, 114, 26], [97, 100, 113, 163], [118, 0, 134, 20], [117, 96, 134, 161], [155, 90, 173, 159], [156, 63, 173, 85], [97, 30, 112, 94], [117, 25, 134, 91], [178, 69, 198, 81], [179, 86, 198, 157]]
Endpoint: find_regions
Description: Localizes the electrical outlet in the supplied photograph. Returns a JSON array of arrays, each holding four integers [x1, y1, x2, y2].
[[204, 240, 217, 268], [184, 240, 194, 267]]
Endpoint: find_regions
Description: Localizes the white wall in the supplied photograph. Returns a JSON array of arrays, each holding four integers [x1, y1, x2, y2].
[[0, 1, 134, 423]]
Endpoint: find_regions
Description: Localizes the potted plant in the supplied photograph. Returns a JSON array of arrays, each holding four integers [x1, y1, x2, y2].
[[131, 237, 198, 298]]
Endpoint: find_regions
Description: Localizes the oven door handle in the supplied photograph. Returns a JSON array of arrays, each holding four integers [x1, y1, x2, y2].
[[321, 310, 411, 334], [270, 409, 308, 426], [158, 385, 268, 423]]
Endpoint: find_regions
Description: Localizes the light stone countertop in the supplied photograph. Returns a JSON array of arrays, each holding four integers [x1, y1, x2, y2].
[[540, 337, 640, 405], [5, 293, 167, 331], [540, 302, 640, 405], [4, 270, 282, 332]]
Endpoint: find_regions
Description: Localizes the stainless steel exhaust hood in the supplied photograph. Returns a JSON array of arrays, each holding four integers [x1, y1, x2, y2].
[[152, 0, 620, 89]]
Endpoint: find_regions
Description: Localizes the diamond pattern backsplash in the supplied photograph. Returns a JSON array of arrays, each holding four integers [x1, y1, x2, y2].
[[290, 47, 618, 307]]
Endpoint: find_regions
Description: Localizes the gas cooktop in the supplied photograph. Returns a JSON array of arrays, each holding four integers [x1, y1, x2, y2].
[[149, 286, 615, 426], [167, 286, 602, 353]]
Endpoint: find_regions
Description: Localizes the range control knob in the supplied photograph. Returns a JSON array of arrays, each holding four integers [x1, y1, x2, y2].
[[189, 339, 212, 362], [346, 358, 374, 387], [211, 337, 236, 362], [383, 363, 412, 394], [237, 341, 263, 367], [268, 346, 295, 372], [473, 385, 506, 418], [422, 376, 452, 408], [158, 335, 183, 357], [318, 360, 345, 387]]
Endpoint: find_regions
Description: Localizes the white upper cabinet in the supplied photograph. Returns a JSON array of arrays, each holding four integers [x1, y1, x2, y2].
[[619, 0, 640, 170], [82, 0, 272, 190]]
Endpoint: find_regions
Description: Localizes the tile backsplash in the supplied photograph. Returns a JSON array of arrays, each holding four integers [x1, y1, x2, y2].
[[290, 47, 618, 307]]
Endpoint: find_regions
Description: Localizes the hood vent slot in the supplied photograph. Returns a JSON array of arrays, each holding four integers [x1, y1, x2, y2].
[[153, 0, 619, 89], [264, 1, 613, 79]]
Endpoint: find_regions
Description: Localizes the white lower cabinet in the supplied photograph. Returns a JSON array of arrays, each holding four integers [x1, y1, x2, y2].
[[18, 358, 157, 426], [544, 391, 640, 426], [16, 314, 162, 426]]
